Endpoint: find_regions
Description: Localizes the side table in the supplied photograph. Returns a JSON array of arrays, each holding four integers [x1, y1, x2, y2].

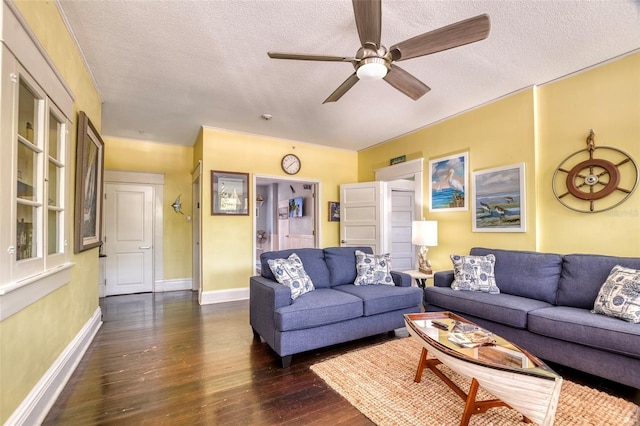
[[404, 270, 434, 288]]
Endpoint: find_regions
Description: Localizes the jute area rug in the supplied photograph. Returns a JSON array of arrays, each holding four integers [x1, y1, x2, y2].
[[310, 338, 639, 426]]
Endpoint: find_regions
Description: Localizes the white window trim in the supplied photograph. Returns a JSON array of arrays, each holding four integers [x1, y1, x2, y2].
[[0, 1, 75, 320]]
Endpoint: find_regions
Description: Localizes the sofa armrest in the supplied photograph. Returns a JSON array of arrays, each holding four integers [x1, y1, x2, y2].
[[249, 276, 292, 347], [391, 271, 412, 287], [434, 270, 454, 287]]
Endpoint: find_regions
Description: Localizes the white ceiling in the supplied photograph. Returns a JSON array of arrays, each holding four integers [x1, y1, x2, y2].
[[57, 0, 640, 151]]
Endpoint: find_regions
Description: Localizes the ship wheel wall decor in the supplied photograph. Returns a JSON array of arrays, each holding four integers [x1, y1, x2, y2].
[[552, 130, 639, 213]]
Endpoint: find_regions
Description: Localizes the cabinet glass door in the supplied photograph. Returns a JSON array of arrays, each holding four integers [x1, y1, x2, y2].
[[16, 78, 43, 261]]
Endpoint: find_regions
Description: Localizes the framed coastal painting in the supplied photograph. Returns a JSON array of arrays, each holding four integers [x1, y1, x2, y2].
[[74, 111, 105, 253], [429, 152, 468, 212], [472, 163, 526, 232], [211, 170, 249, 215]]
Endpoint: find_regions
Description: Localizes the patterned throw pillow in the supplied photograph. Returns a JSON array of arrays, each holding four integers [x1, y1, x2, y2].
[[354, 250, 394, 286], [592, 265, 640, 323], [450, 254, 500, 294], [267, 253, 314, 300]]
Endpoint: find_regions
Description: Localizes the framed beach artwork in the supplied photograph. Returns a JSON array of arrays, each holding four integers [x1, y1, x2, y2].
[[74, 111, 105, 253], [472, 163, 526, 232], [429, 152, 469, 212]]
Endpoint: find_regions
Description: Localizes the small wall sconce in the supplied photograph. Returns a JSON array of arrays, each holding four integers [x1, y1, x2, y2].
[[256, 194, 264, 208], [171, 195, 183, 214]]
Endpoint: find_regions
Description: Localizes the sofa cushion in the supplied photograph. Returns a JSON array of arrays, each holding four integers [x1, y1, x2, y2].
[[528, 306, 640, 358], [450, 253, 499, 294], [274, 288, 363, 332], [424, 286, 552, 329], [267, 253, 315, 300], [592, 265, 640, 323], [261, 248, 331, 288], [324, 246, 373, 286], [354, 250, 394, 286], [470, 247, 562, 304], [333, 284, 422, 316], [556, 254, 640, 309]]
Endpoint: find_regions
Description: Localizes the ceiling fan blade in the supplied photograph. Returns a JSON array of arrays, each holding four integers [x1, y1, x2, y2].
[[383, 64, 430, 101], [323, 73, 359, 104], [352, 0, 382, 48], [268, 52, 356, 62], [390, 14, 490, 61]]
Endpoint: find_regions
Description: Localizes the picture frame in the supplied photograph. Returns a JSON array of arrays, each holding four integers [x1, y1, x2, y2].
[[429, 152, 469, 212], [74, 111, 105, 253], [328, 201, 340, 222], [278, 206, 289, 219], [472, 163, 526, 232], [211, 170, 249, 215]]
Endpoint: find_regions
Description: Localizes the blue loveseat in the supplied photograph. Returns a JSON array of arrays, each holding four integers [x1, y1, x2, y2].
[[250, 246, 423, 367], [424, 247, 640, 388]]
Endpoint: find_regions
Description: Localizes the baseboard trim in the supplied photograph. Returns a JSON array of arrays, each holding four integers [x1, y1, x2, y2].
[[5, 307, 102, 426], [200, 287, 249, 305], [155, 278, 192, 293]]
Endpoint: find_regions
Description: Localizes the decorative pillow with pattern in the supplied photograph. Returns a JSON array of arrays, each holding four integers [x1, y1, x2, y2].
[[592, 265, 640, 323], [450, 254, 500, 294], [354, 250, 394, 286], [267, 253, 314, 300]]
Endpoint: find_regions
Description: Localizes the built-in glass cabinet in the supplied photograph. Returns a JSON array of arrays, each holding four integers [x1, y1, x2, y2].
[[1, 1, 74, 319]]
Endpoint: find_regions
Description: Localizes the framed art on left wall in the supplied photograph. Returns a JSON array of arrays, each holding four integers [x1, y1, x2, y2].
[[74, 111, 105, 253], [211, 170, 249, 215]]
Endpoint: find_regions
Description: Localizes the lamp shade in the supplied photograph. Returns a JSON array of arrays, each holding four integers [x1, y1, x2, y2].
[[412, 220, 438, 246]]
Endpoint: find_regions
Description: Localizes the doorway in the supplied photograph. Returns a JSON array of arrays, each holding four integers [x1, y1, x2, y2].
[[254, 175, 320, 272], [103, 171, 164, 296]]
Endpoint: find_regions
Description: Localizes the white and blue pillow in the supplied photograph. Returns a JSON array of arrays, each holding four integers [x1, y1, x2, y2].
[[450, 254, 500, 294], [267, 253, 314, 300], [592, 265, 640, 323], [354, 250, 394, 286]]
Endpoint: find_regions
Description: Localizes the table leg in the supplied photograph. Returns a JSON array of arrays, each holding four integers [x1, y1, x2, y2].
[[414, 348, 428, 382]]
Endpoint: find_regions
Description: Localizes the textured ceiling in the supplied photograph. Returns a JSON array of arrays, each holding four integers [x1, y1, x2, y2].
[[57, 0, 640, 151]]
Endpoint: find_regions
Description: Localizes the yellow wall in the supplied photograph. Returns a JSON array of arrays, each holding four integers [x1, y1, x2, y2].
[[359, 89, 537, 273], [1, 2, 102, 422], [537, 53, 640, 256], [104, 137, 194, 279], [200, 128, 358, 292], [359, 52, 640, 272]]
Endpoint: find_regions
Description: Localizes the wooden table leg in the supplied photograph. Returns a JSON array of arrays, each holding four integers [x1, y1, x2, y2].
[[414, 347, 428, 382]]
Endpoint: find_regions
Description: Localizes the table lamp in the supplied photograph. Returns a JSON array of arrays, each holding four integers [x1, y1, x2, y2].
[[412, 220, 438, 274]]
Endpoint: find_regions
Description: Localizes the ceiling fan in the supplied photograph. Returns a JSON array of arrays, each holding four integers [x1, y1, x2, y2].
[[268, 0, 490, 104]]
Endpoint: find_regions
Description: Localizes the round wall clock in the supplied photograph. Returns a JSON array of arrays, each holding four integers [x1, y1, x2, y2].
[[281, 154, 301, 175], [552, 131, 638, 213]]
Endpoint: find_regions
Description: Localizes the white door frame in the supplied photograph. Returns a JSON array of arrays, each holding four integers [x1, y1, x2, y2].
[[374, 158, 424, 220], [192, 161, 202, 300], [253, 174, 321, 264], [103, 170, 164, 292]]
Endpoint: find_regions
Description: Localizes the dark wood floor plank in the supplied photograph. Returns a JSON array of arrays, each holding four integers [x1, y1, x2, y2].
[[43, 291, 638, 425]]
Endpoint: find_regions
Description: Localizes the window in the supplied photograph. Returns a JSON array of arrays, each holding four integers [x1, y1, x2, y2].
[[0, 2, 75, 319], [13, 69, 70, 280]]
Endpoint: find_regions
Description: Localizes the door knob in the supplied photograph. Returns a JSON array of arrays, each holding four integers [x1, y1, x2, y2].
[[341, 240, 347, 244]]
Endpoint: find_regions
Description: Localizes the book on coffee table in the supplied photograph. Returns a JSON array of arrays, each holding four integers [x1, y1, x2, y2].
[[447, 330, 495, 348]]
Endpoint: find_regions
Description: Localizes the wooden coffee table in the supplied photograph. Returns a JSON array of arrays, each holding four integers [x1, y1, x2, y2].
[[404, 312, 563, 426]]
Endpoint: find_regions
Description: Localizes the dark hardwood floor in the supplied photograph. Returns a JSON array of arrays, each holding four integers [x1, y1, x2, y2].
[[44, 291, 638, 425]]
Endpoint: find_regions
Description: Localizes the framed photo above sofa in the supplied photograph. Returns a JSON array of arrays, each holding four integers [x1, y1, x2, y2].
[[429, 152, 468, 212], [211, 170, 249, 215], [472, 163, 526, 232]]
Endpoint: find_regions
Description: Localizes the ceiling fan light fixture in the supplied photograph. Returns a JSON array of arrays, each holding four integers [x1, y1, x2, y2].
[[356, 57, 388, 80]]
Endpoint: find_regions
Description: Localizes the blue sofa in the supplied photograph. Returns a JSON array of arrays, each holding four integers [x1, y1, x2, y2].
[[424, 247, 640, 388], [250, 246, 423, 367]]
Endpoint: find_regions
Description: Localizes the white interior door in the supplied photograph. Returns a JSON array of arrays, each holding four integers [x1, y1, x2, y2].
[[192, 163, 201, 292], [339, 181, 386, 254], [104, 183, 154, 296], [390, 189, 415, 270]]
